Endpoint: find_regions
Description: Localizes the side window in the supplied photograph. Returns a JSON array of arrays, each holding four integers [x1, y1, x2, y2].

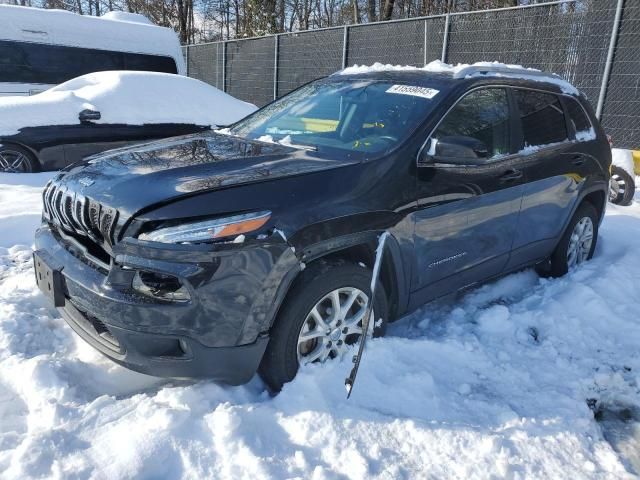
[[514, 90, 567, 147], [433, 88, 510, 160], [0, 40, 124, 84], [564, 97, 593, 139], [124, 53, 178, 74], [0, 40, 177, 84]]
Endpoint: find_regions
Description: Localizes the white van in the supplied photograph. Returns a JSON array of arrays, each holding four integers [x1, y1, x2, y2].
[[0, 5, 186, 96]]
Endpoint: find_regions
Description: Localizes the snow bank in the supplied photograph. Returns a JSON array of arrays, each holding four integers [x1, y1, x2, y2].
[[0, 173, 639, 478], [339, 60, 580, 95], [0, 71, 257, 136], [0, 173, 54, 247]]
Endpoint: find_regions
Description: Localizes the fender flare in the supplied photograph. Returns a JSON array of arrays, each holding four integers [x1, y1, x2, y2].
[[256, 230, 410, 336]]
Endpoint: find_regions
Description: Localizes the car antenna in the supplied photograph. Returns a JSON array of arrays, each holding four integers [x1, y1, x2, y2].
[[345, 231, 389, 399]]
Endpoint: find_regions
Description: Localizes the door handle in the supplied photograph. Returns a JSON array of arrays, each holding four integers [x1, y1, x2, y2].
[[500, 169, 523, 182]]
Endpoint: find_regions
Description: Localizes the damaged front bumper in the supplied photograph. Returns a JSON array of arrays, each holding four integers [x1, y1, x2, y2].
[[34, 225, 301, 384]]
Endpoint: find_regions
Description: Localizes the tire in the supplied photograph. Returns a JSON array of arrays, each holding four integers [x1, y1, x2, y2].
[[259, 260, 388, 392], [609, 165, 635, 206], [546, 201, 599, 277], [0, 145, 38, 173]]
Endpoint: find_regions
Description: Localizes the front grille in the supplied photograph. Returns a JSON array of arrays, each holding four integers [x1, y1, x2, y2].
[[43, 181, 119, 248]]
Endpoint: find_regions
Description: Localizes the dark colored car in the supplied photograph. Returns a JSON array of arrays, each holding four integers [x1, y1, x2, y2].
[[0, 122, 206, 173], [34, 65, 611, 391], [0, 71, 256, 172]]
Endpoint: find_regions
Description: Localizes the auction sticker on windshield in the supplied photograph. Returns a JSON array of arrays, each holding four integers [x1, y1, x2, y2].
[[386, 85, 439, 99]]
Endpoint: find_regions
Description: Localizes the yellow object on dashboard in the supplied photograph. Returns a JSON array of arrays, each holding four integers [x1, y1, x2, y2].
[[300, 118, 338, 132], [292, 118, 383, 133]]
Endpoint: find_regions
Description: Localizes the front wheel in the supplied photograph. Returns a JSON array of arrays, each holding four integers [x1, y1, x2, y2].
[[546, 201, 599, 277], [259, 261, 388, 392], [0, 145, 38, 173]]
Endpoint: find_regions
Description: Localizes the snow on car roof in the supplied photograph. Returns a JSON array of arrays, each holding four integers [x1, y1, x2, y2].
[[337, 60, 579, 95], [0, 71, 257, 137], [0, 5, 181, 60]]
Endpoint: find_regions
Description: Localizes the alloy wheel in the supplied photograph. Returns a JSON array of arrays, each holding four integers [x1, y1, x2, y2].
[[0, 150, 30, 173], [297, 287, 372, 365], [609, 176, 621, 202], [567, 216, 594, 268]]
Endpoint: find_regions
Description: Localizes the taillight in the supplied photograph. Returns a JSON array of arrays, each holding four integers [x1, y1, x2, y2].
[[607, 135, 613, 147]]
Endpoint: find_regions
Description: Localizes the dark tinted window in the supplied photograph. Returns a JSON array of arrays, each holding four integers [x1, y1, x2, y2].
[[565, 97, 592, 135], [433, 88, 510, 159], [0, 40, 177, 85], [123, 52, 179, 74], [515, 90, 567, 147]]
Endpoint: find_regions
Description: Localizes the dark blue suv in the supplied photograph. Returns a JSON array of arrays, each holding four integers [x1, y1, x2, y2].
[[34, 64, 611, 390]]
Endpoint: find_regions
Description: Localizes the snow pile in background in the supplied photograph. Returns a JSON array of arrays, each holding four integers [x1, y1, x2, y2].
[[0, 172, 639, 478], [0, 71, 257, 136], [612, 148, 635, 177], [339, 60, 579, 95]]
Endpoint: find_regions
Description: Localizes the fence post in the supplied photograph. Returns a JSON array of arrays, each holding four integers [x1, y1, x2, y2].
[[185, 45, 189, 76], [423, 19, 428, 66], [273, 34, 279, 100], [216, 43, 221, 89], [222, 41, 227, 93], [596, 0, 624, 120], [441, 13, 451, 63], [342, 25, 349, 69]]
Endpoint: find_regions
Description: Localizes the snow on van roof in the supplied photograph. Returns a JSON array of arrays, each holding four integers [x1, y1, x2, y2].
[[101, 11, 154, 25], [338, 60, 579, 95], [0, 5, 183, 67], [0, 71, 257, 137]]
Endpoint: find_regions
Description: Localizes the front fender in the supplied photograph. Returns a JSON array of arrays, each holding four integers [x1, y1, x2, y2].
[[243, 228, 410, 343]]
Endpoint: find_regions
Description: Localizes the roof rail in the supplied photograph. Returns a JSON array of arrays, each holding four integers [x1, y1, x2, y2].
[[452, 65, 561, 81]]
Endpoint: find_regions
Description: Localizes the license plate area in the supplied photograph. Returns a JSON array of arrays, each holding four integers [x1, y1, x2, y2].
[[33, 250, 65, 307]]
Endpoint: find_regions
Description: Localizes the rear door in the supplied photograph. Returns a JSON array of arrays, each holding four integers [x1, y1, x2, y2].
[[507, 88, 582, 268], [411, 87, 526, 305]]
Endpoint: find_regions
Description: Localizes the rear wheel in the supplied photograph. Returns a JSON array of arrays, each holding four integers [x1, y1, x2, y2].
[[0, 145, 38, 173], [609, 165, 635, 206], [259, 261, 388, 392], [546, 201, 599, 277]]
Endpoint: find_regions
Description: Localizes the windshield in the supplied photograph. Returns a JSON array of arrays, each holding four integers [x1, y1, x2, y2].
[[229, 79, 441, 158]]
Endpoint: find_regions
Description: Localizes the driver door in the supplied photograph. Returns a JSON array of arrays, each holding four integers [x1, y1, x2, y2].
[[410, 87, 526, 305]]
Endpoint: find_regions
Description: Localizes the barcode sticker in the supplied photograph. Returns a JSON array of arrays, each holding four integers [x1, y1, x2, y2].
[[386, 85, 439, 99]]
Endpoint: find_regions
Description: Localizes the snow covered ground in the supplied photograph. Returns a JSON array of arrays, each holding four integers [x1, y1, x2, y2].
[[1, 171, 639, 479]]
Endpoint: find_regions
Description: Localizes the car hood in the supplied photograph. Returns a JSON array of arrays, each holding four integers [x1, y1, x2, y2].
[[53, 132, 357, 217]]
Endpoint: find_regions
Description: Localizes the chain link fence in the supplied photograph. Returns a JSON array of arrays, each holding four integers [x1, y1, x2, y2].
[[184, 0, 638, 149]]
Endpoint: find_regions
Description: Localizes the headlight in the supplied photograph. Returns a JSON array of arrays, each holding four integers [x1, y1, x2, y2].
[[138, 211, 271, 243]]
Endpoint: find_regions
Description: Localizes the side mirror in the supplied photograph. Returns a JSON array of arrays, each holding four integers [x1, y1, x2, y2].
[[79, 109, 101, 123], [419, 136, 490, 166]]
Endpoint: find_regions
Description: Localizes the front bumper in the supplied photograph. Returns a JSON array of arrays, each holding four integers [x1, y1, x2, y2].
[[35, 225, 298, 384], [60, 300, 268, 383]]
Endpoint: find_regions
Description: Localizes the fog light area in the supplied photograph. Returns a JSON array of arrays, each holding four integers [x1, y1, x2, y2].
[[132, 270, 191, 302]]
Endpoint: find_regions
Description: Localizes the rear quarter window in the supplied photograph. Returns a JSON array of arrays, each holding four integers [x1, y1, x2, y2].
[[514, 89, 567, 148], [564, 97, 594, 140]]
